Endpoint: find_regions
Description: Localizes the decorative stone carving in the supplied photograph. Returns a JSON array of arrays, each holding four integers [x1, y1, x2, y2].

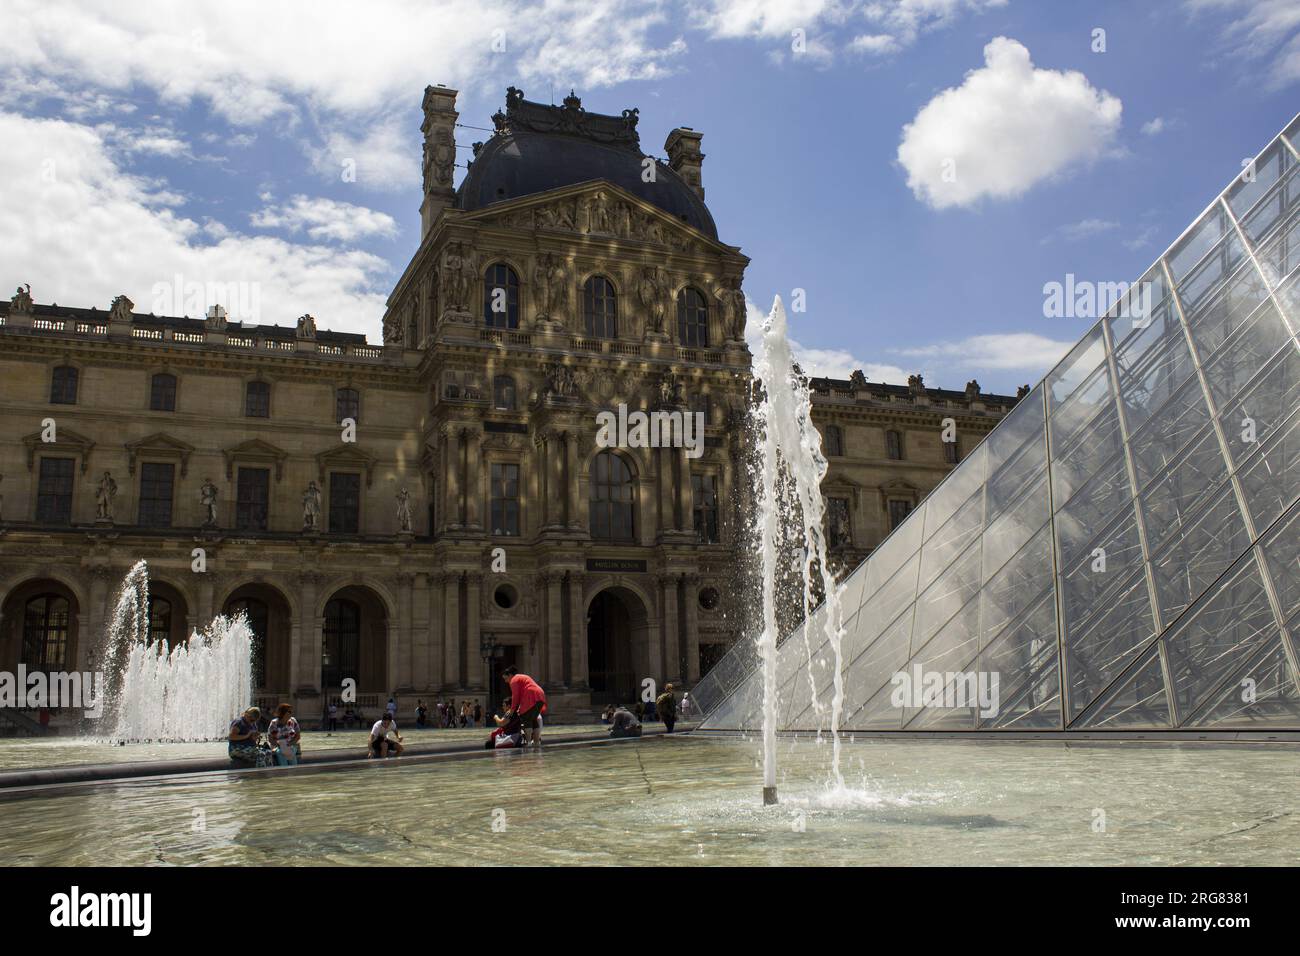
[[205, 304, 228, 330], [965, 379, 981, 400], [638, 266, 668, 337], [1016, 384, 1031, 399], [849, 369, 868, 390], [109, 294, 134, 324], [302, 481, 322, 532], [295, 314, 317, 339], [494, 87, 640, 152], [535, 200, 576, 232], [542, 363, 577, 398], [396, 487, 413, 534], [200, 478, 220, 528], [533, 253, 568, 324], [441, 242, 476, 315], [9, 284, 32, 313], [908, 373, 926, 398], [714, 277, 746, 341], [95, 471, 117, 522]]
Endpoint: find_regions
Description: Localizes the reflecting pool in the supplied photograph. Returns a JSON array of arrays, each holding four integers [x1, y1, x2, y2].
[[1, 735, 1294, 866]]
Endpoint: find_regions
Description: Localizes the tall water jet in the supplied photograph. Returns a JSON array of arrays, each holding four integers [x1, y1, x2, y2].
[[751, 296, 849, 803], [99, 561, 254, 742]]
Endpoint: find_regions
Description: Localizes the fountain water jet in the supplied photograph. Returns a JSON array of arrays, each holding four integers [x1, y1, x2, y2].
[[750, 296, 849, 803], [98, 561, 254, 743]]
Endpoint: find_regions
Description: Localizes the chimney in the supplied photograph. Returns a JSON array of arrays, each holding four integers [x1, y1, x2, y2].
[[420, 85, 459, 239], [664, 127, 705, 201]]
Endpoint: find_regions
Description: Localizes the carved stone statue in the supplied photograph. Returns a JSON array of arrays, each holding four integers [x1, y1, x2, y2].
[[200, 478, 219, 528], [908, 373, 926, 397], [396, 487, 412, 533], [302, 481, 322, 532], [849, 369, 868, 390], [442, 243, 475, 314], [637, 266, 667, 335], [1016, 384, 1031, 399], [534, 253, 568, 321], [544, 363, 577, 398], [95, 471, 118, 522], [716, 278, 747, 341], [295, 314, 317, 339], [965, 379, 981, 400], [109, 294, 134, 324], [10, 284, 32, 313]]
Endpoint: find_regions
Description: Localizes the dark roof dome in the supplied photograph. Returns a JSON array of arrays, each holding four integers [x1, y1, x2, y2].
[[457, 88, 717, 240]]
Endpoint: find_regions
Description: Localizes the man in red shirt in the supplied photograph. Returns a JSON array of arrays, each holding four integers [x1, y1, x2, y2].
[[502, 667, 547, 748]]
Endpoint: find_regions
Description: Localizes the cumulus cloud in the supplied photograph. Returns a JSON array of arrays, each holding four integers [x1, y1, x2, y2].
[[897, 37, 1122, 209], [692, 0, 849, 39], [251, 195, 399, 243], [305, 115, 417, 192], [856, 0, 1008, 55], [894, 331, 1074, 375], [1041, 217, 1119, 245], [0, 111, 390, 338]]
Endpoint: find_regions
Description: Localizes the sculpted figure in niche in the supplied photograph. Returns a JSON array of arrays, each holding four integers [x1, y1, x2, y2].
[[638, 266, 667, 335], [716, 278, 747, 341], [302, 481, 322, 532], [396, 487, 413, 533], [200, 478, 219, 527], [535, 253, 568, 320], [96, 471, 118, 521], [442, 243, 475, 313]]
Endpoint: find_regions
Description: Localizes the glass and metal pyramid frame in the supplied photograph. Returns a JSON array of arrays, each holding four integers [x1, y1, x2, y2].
[[696, 114, 1300, 733]]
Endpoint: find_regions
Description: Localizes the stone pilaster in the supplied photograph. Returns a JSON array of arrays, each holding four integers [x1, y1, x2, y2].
[[464, 571, 483, 688], [566, 571, 587, 689], [442, 571, 461, 689], [541, 571, 564, 686], [683, 573, 701, 683], [297, 571, 321, 695], [395, 572, 414, 692], [462, 426, 483, 531]]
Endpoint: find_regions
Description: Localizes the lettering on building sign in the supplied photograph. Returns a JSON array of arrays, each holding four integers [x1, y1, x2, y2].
[[586, 558, 648, 573]]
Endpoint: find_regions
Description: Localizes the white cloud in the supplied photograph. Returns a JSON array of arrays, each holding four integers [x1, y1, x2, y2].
[[0, 111, 390, 338], [859, 0, 1008, 54], [1187, 0, 1300, 89], [1122, 224, 1163, 251], [849, 33, 902, 55], [251, 195, 399, 243], [692, 0, 848, 39], [895, 331, 1074, 374], [1042, 217, 1119, 244], [305, 115, 417, 192], [743, 296, 909, 381], [897, 37, 1123, 210], [1141, 117, 1166, 136]]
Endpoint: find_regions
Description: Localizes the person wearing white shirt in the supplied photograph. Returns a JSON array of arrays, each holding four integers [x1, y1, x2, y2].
[[368, 713, 404, 757]]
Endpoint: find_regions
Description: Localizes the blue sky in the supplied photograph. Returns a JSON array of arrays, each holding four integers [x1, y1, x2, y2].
[[1, 0, 1297, 394]]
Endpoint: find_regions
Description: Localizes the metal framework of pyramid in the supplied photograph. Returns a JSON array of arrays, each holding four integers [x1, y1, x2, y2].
[[696, 114, 1300, 734]]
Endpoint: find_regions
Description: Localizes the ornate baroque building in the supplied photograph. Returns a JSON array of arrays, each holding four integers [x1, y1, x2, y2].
[[0, 85, 1019, 727]]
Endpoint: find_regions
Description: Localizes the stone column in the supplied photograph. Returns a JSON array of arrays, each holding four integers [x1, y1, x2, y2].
[[658, 447, 675, 537], [426, 572, 444, 689], [465, 572, 483, 688], [676, 447, 693, 532], [548, 430, 565, 530], [463, 426, 483, 531], [443, 572, 460, 689], [443, 426, 461, 529], [567, 571, 587, 689], [412, 572, 431, 690], [683, 573, 701, 683], [660, 573, 680, 684], [395, 572, 414, 692], [298, 572, 320, 694], [542, 571, 564, 686], [565, 430, 581, 528]]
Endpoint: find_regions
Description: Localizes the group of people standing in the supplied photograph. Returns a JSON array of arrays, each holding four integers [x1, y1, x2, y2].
[[414, 698, 482, 728]]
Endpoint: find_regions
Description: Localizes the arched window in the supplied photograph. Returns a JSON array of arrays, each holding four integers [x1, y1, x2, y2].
[[483, 263, 520, 329], [148, 597, 172, 646], [886, 429, 904, 461], [322, 598, 361, 692], [590, 451, 635, 542], [583, 275, 618, 338], [150, 373, 177, 411], [824, 425, 844, 457], [336, 387, 360, 424], [493, 375, 516, 411], [22, 594, 69, 672], [50, 366, 79, 405], [228, 597, 269, 688], [676, 287, 709, 347]]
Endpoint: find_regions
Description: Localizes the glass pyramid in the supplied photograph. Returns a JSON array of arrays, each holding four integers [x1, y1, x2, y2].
[[697, 114, 1300, 733]]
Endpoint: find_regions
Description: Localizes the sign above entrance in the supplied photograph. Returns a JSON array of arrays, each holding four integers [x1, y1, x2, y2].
[[586, 558, 648, 573]]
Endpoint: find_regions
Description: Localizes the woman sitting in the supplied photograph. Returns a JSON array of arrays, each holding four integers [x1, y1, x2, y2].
[[267, 703, 301, 766], [228, 707, 272, 767]]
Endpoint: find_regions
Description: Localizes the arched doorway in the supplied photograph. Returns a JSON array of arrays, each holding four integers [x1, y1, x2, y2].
[[1, 580, 79, 676], [587, 587, 650, 706], [147, 580, 191, 647], [321, 585, 388, 696], [223, 583, 292, 693]]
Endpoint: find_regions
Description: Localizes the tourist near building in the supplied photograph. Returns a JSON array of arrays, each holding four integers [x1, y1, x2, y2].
[[0, 86, 1018, 728]]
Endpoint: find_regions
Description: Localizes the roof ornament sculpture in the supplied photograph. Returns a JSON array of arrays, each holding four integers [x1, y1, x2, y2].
[[492, 86, 641, 151], [9, 284, 32, 313]]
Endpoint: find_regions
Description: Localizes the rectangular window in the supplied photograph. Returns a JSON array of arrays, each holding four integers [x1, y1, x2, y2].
[[692, 473, 719, 543], [150, 374, 177, 412], [944, 437, 960, 464], [245, 381, 270, 418], [50, 367, 78, 405], [235, 467, 270, 531], [490, 463, 520, 536], [36, 457, 75, 524], [886, 429, 904, 461], [888, 498, 913, 531], [329, 472, 361, 534], [138, 462, 175, 528], [336, 388, 360, 424]]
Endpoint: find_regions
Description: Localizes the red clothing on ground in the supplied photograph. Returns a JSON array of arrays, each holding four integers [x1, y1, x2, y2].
[[509, 673, 547, 715]]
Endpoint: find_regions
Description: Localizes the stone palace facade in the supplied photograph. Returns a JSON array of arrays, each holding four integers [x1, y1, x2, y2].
[[0, 86, 1019, 727]]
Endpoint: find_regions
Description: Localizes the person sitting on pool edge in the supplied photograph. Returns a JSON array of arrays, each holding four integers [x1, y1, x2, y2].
[[501, 666, 547, 748], [228, 707, 273, 767], [608, 704, 642, 739], [485, 699, 526, 749], [368, 712, 404, 758]]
